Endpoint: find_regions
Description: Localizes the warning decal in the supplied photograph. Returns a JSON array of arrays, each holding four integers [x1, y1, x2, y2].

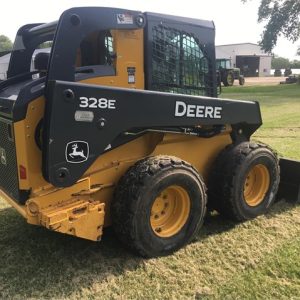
[[117, 14, 134, 24]]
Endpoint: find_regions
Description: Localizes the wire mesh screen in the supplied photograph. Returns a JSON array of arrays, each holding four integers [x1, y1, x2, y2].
[[151, 25, 211, 96]]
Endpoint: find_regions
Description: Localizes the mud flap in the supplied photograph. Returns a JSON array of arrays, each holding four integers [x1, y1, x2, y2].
[[277, 158, 300, 202]]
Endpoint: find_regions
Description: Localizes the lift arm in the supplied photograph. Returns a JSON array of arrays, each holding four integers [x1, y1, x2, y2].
[[43, 80, 262, 187]]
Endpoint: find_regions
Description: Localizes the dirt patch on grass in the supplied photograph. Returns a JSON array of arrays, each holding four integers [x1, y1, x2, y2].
[[233, 76, 286, 86]]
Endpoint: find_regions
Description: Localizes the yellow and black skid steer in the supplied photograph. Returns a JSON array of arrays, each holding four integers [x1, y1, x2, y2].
[[0, 7, 299, 257]]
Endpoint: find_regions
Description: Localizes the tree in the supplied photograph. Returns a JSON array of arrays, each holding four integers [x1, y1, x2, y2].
[[271, 56, 290, 69], [290, 59, 300, 68], [243, 0, 300, 52], [297, 46, 300, 56], [0, 35, 13, 52]]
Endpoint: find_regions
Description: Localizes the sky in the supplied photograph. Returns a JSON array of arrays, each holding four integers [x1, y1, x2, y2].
[[1, 0, 299, 60]]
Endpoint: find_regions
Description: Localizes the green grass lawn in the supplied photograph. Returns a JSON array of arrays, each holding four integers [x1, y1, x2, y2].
[[221, 84, 300, 160], [0, 84, 299, 299]]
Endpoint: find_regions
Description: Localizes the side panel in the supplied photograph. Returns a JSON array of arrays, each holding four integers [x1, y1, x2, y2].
[[27, 131, 231, 232], [152, 133, 232, 180], [44, 81, 262, 187], [14, 97, 48, 192]]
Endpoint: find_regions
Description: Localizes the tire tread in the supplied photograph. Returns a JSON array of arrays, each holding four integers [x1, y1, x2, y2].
[[208, 141, 280, 221], [112, 155, 207, 257]]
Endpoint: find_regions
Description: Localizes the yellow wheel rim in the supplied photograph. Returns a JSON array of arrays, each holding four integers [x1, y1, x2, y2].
[[150, 185, 191, 238], [244, 164, 270, 206]]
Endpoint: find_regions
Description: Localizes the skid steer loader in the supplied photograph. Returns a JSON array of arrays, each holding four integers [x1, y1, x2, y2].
[[0, 7, 299, 257]]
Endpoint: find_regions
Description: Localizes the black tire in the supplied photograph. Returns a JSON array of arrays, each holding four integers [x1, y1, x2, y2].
[[208, 142, 280, 221], [223, 71, 234, 86], [239, 76, 245, 85], [111, 155, 207, 257]]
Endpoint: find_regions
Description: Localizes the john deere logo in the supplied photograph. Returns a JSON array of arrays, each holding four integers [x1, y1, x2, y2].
[[65, 141, 89, 163], [0, 147, 6, 166]]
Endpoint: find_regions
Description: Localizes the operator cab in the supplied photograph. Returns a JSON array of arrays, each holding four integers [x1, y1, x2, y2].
[[0, 8, 217, 123]]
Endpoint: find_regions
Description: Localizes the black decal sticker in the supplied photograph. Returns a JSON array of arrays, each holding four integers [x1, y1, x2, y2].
[[66, 141, 89, 163]]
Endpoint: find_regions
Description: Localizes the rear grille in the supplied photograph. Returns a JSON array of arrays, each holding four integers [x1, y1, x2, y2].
[[0, 117, 20, 201]]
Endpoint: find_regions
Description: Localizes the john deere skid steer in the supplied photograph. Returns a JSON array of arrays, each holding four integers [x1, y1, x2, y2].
[[0, 7, 299, 257]]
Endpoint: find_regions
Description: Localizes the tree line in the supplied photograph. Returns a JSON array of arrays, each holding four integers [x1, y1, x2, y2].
[[0, 35, 53, 54], [272, 56, 300, 69], [0, 35, 12, 52]]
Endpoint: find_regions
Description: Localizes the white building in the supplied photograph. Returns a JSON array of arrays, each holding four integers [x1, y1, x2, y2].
[[216, 43, 272, 77], [0, 53, 10, 80]]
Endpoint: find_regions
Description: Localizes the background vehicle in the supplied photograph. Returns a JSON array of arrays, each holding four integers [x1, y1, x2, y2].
[[216, 58, 245, 86], [0, 7, 298, 257]]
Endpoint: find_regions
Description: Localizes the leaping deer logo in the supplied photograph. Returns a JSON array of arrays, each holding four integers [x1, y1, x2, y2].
[[66, 141, 89, 163], [69, 143, 87, 159]]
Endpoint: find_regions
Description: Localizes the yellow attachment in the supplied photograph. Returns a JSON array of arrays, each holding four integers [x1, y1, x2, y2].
[[40, 200, 104, 241], [244, 164, 270, 206], [150, 185, 191, 237], [26, 178, 105, 241]]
